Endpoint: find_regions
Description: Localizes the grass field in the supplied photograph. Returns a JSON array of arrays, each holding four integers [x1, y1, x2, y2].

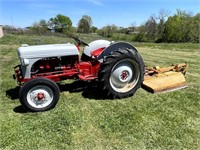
[[0, 34, 199, 149]]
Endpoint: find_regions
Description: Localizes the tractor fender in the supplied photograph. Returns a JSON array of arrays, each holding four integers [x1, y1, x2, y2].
[[83, 40, 111, 57], [97, 42, 139, 62]]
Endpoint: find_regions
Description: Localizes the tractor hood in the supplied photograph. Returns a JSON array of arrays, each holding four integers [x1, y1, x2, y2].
[[18, 43, 79, 59]]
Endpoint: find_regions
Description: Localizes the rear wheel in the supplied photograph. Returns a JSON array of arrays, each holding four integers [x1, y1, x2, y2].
[[98, 48, 144, 98], [19, 78, 60, 112]]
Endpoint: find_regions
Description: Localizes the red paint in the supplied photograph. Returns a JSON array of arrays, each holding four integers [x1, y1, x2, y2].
[[91, 47, 105, 57], [37, 92, 44, 100], [14, 54, 102, 85], [121, 71, 129, 80], [76, 44, 81, 51]]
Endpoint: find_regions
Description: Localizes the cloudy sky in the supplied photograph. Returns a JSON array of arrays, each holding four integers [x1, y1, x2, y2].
[[1, 0, 199, 28]]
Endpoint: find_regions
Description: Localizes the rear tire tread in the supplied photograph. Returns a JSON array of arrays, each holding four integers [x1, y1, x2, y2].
[[98, 48, 145, 99]]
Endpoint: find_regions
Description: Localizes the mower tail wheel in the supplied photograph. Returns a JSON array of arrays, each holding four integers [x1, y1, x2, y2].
[[98, 48, 145, 98], [19, 78, 60, 112]]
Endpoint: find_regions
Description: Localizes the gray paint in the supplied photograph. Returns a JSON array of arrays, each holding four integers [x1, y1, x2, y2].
[[18, 43, 80, 78]]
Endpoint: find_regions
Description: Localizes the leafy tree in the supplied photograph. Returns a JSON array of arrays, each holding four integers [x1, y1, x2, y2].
[[82, 15, 92, 27], [49, 14, 73, 34], [187, 13, 199, 43], [90, 26, 98, 33], [135, 25, 146, 42], [118, 27, 126, 34], [77, 15, 92, 33], [48, 18, 55, 30], [77, 18, 89, 33], [165, 10, 194, 42], [39, 19, 48, 28]]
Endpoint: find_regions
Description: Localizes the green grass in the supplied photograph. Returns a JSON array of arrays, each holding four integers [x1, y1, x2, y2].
[[0, 34, 199, 149]]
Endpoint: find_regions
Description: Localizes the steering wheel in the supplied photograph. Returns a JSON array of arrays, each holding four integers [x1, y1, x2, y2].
[[72, 37, 89, 46]]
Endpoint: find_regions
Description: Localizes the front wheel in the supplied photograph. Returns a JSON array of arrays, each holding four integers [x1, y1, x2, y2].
[[98, 48, 144, 98], [19, 78, 60, 112]]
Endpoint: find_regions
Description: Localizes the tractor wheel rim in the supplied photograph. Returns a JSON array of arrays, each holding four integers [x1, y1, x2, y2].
[[109, 59, 140, 93], [27, 85, 53, 109]]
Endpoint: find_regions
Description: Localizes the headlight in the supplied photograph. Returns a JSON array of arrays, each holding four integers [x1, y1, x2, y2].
[[22, 58, 30, 66]]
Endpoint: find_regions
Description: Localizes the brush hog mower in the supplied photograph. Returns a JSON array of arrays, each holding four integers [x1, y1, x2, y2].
[[143, 63, 188, 93], [13, 37, 188, 112]]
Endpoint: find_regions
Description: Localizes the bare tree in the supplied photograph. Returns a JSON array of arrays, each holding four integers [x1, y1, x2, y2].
[[156, 9, 170, 42], [145, 16, 157, 39], [156, 9, 170, 22]]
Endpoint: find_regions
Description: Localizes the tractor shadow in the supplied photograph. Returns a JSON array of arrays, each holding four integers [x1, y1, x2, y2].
[[59, 80, 108, 100], [6, 87, 28, 113], [6, 86, 20, 100], [13, 105, 28, 113], [6, 81, 104, 101], [6, 80, 110, 113]]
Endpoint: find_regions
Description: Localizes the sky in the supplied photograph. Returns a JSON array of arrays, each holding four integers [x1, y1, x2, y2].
[[0, 0, 199, 28]]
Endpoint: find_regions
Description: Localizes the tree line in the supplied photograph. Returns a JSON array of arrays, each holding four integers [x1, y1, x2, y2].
[[3, 10, 199, 43], [98, 10, 199, 43], [28, 14, 95, 36]]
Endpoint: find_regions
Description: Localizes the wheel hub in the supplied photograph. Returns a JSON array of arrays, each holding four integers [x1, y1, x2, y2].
[[109, 59, 140, 93], [27, 85, 53, 108], [111, 62, 133, 88], [120, 70, 129, 81], [37, 92, 45, 100]]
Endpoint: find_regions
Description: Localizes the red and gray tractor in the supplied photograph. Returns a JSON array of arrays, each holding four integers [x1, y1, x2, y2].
[[13, 37, 144, 112]]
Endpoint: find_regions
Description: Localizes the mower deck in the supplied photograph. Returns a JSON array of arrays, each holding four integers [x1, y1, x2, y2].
[[142, 63, 188, 93]]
